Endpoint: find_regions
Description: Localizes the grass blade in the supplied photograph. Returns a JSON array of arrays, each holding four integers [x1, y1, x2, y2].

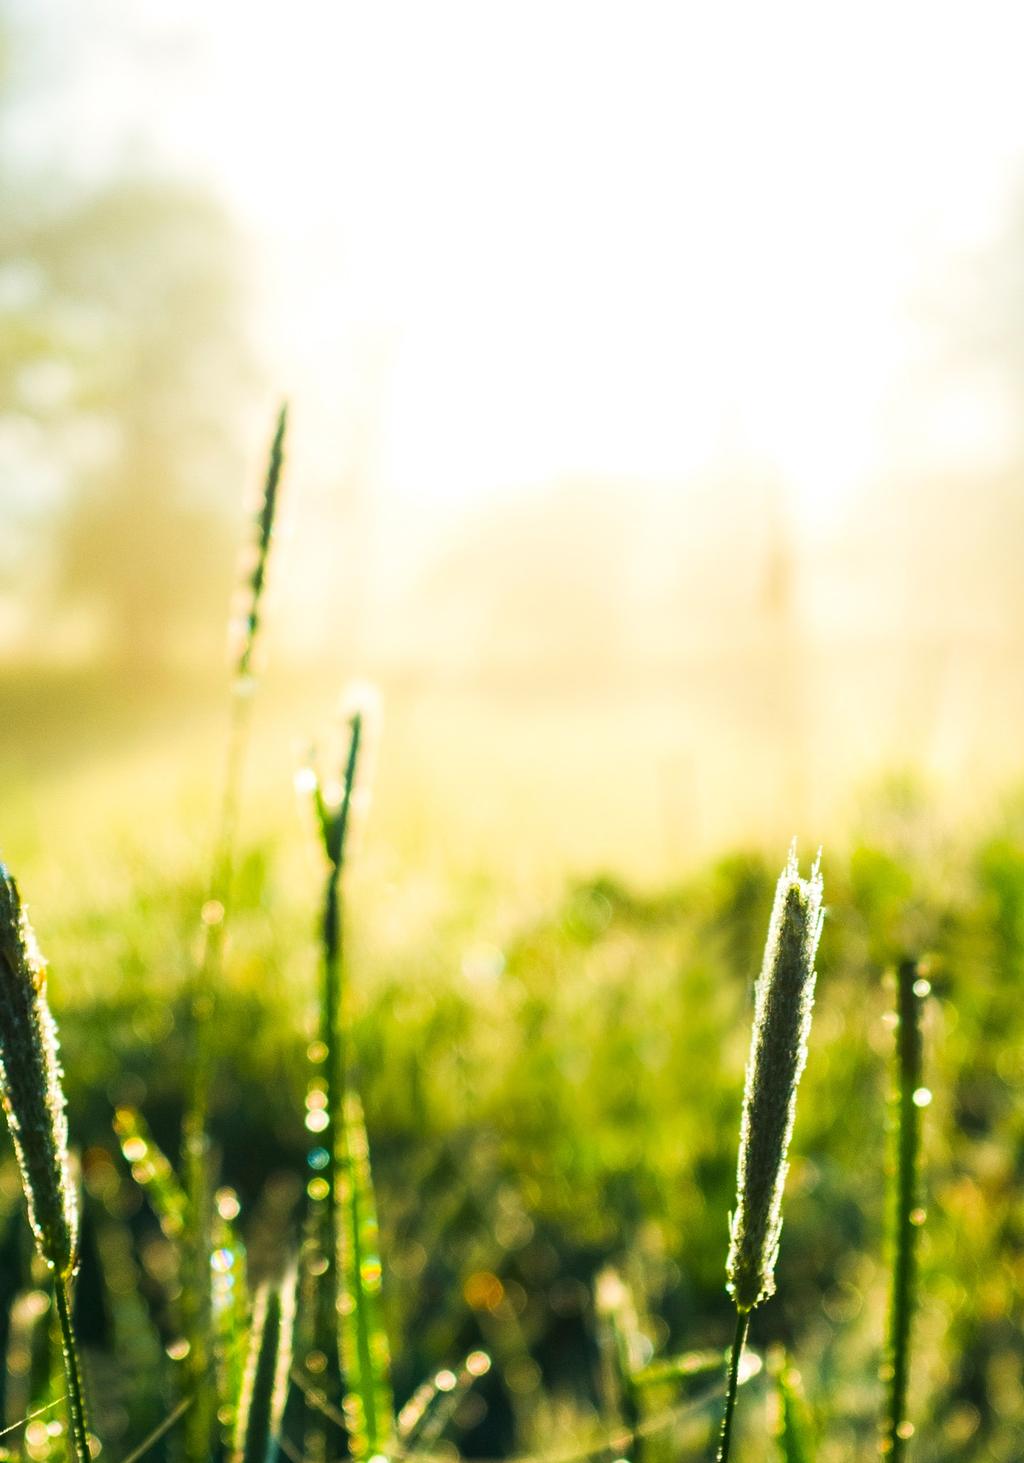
[[232, 1276, 295, 1463], [114, 1106, 189, 1240], [213, 1205, 251, 1445], [770, 1351, 814, 1462], [631, 1351, 724, 1389], [593, 1267, 641, 1435], [400, 1351, 491, 1455], [337, 1089, 393, 1461]]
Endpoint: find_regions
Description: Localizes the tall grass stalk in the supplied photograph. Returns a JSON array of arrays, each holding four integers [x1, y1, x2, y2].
[[182, 403, 287, 1459], [310, 709, 363, 1387], [717, 846, 824, 1463], [0, 867, 89, 1463], [882, 959, 928, 1460], [304, 698, 393, 1459]]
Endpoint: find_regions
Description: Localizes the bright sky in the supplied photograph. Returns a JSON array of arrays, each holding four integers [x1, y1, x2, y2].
[[10, 1, 1024, 533]]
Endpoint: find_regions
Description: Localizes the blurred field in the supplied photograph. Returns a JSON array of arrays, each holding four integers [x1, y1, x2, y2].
[[0, 665, 1022, 1458]]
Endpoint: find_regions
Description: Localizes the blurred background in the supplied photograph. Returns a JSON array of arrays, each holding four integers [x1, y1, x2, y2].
[[4, 1, 1024, 881], [4, 6, 1024, 1459]]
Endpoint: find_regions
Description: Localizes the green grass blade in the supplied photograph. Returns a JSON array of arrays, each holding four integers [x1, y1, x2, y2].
[[213, 1206, 250, 1445], [400, 1351, 491, 1454], [771, 1352, 814, 1463], [114, 1106, 189, 1241], [631, 1350, 724, 1389], [337, 1089, 393, 1462], [593, 1267, 642, 1433], [232, 1276, 295, 1463], [5, 1289, 57, 1435]]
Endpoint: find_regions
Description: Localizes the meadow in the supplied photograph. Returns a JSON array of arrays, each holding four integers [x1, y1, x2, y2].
[[1, 450, 1022, 1463]]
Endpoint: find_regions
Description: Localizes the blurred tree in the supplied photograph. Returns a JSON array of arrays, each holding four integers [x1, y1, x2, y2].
[[0, 176, 254, 668]]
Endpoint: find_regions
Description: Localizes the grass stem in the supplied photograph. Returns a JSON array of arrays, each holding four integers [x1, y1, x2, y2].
[[883, 958, 926, 1460], [716, 1309, 749, 1463], [317, 713, 362, 1364], [54, 1278, 91, 1463], [181, 405, 287, 1459]]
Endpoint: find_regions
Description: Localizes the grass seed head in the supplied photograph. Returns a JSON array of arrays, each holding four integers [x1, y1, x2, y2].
[[233, 402, 287, 681], [726, 843, 824, 1312], [0, 866, 78, 1278]]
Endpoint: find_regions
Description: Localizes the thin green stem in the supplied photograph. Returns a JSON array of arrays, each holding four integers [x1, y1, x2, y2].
[[716, 1309, 749, 1463], [319, 718, 362, 1334], [182, 689, 253, 1461], [308, 714, 363, 1453], [54, 1278, 91, 1463], [181, 404, 285, 1461], [884, 958, 926, 1460]]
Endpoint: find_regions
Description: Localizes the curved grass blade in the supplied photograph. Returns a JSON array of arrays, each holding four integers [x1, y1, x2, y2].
[[400, 1351, 491, 1455]]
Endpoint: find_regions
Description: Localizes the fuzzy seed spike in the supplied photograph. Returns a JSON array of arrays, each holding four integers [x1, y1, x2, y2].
[[235, 401, 288, 682], [726, 844, 824, 1312], [0, 866, 77, 1279]]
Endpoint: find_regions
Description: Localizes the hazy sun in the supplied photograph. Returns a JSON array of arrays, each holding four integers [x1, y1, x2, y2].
[[30, 0, 1024, 534]]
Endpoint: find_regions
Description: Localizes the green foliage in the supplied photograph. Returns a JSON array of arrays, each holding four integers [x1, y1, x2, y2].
[[6, 678, 1024, 1456]]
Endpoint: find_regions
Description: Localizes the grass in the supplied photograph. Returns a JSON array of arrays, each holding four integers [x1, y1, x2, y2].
[[0, 422, 1021, 1461], [0, 805, 1017, 1457]]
